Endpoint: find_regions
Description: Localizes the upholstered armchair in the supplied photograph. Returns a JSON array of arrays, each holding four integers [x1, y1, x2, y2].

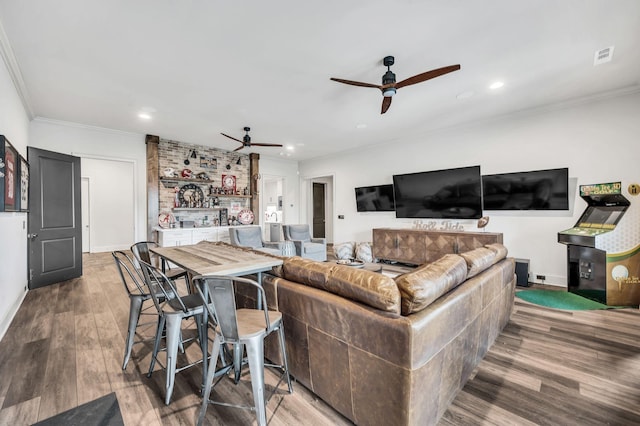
[[229, 226, 289, 256], [282, 224, 327, 261]]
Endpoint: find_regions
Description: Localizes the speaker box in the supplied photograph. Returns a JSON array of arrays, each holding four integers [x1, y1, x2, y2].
[[515, 258, 530, 287]]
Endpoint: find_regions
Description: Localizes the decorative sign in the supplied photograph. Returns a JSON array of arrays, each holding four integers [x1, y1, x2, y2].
[[628, 183, 639, 196], [412, 219, 464, 231], [580, 182, 622, 197], [200, 156, 217, 169]]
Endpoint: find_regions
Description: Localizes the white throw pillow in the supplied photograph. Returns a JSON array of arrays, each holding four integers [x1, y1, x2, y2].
[[355, 242, 375, 263], [333, 241, 355, 260]]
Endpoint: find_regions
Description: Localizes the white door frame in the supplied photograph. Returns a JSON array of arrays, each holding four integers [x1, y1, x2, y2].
[[300, 173, 335, 244], [75, 152, 138, 252], [81, 177, 90, 252]]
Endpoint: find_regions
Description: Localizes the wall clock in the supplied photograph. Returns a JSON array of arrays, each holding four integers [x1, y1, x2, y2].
[[178, 183, 204, 207], [222, 174, 236, 192]]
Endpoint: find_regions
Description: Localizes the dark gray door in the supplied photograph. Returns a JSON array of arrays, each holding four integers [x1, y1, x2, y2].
[[312, 182, 325, 238], [27, 147, 82, 289]]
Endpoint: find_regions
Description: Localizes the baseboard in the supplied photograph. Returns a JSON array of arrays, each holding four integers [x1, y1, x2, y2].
[[0, 288, 27, 341]]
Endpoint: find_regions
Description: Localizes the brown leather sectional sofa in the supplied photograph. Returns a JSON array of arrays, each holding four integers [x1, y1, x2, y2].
[[247, 243, 515, 425]]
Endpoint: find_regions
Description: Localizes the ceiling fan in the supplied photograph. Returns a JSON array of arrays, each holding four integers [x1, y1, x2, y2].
[[220, 126, 283, 152], [331, 56, 461, 114]]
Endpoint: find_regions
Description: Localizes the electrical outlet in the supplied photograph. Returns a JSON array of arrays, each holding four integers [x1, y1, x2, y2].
[[536, 274, 546, 281]]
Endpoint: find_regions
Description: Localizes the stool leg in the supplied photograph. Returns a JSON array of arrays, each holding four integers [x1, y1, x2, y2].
[[123, 295, 144, 370], [197, 335, 221, 426], [147, 315, 165, 377], [233, 343, 244, 383], [164, 314, 182, 405], [246, 338, 267, 426], [277, 325, 293, 393]]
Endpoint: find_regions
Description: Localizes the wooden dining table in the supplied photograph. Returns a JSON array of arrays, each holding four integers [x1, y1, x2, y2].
[[149, 240, 284, 385], [150, 240, 283, 279]]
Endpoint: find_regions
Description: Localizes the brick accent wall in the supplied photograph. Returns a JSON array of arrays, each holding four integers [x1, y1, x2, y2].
[[158, 138, 251, 225]]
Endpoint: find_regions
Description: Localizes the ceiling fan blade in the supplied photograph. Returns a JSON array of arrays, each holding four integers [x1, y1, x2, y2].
[[233, 146, 244, 152], [395, 64, 461, 89], [220, 132, 243, 143], [251, 143, 284, 147], [381, 96, 392, 114], [330, 77, 381, 89]]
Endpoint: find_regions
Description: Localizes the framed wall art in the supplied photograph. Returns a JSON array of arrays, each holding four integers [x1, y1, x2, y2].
[[19, 155, 29, 212], [200, 156, 217, 169], [0, 135, 20, 212]]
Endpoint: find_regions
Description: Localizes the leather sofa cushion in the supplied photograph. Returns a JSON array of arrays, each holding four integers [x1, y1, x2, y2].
[[282, 257, 401, 313], [459, 247, 496, 278], [326, 266, 400, 314], [460, 243, 507, 278], [485, 243, 508, 261], [283, 256, 333, 288], [394, 254, 468, 315]]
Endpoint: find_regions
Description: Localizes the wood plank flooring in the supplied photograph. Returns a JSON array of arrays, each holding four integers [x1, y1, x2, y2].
[[0, 252, 639, 425]]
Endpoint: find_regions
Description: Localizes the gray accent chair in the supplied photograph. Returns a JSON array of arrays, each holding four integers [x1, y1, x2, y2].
[[282, 224, 327, 261], [229, 226, 288, 256]]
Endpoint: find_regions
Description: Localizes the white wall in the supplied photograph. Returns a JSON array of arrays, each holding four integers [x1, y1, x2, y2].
[[299, 91, 640, 287], [82, 157, 136, 252], [29, 119, 147, 244], [0, 51, 30, 339]]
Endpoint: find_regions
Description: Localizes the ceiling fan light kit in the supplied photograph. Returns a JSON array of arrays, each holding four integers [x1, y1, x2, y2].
[[331, 55, 461, 114]]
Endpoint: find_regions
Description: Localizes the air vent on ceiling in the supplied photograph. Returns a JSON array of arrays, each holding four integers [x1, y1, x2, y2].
[[594, 46, 614, 66]]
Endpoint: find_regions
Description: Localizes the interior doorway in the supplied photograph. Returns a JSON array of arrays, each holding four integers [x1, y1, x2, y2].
[[303, 174, 334, 244], [81, 177, 90, 252], [81, 156, 136, 252], [312, 182, 326, 238], [261, 175, 285, 242]]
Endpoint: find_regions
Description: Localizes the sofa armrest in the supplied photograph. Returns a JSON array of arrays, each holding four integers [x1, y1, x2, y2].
[[311, 237, 326, 245]]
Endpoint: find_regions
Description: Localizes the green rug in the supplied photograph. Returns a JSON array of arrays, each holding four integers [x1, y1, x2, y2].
[[515, 289, 618, 310]]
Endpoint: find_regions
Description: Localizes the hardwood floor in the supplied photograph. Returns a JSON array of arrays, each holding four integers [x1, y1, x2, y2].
[[0, 252, 639, 425]]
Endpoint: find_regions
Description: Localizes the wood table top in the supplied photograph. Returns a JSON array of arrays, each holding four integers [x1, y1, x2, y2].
[[150, 241, 283, 277]]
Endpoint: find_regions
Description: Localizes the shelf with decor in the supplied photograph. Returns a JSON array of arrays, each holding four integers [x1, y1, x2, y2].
[[160, 176, 214, 188], [172, 207, 225, 212]]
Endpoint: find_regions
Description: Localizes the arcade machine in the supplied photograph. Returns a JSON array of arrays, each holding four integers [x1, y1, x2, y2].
[[558, 182, 640, 306]]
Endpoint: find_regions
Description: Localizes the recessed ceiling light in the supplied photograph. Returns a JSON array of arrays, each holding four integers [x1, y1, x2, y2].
[[456, 91, 474, 99], [286, 145, 294, 151], [138, 113, 152, 120], [489, 81, 504, 90], [356, 123, 367, 129]]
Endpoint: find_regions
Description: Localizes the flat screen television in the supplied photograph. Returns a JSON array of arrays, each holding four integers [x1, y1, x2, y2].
[[393, 165, 483, 219], [482, 168, 569, 210], [355, 184, 395, 212]]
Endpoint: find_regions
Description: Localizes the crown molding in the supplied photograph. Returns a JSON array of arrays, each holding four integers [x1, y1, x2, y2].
[[33, 116, 143, 137], [0, 17, 34, 119]]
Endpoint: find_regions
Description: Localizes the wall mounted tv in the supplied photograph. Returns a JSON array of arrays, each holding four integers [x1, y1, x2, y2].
[[393, 165, 483, 219], [482, 167, 569, 210], [355, 184, 395, 212]]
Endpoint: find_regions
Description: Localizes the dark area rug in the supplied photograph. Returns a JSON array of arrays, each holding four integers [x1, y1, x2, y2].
[[516, 289, 623, 310], [32, 392, 124, 426]]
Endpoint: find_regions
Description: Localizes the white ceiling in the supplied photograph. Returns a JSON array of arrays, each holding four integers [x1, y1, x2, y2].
[[1, 1, 639, 161]]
